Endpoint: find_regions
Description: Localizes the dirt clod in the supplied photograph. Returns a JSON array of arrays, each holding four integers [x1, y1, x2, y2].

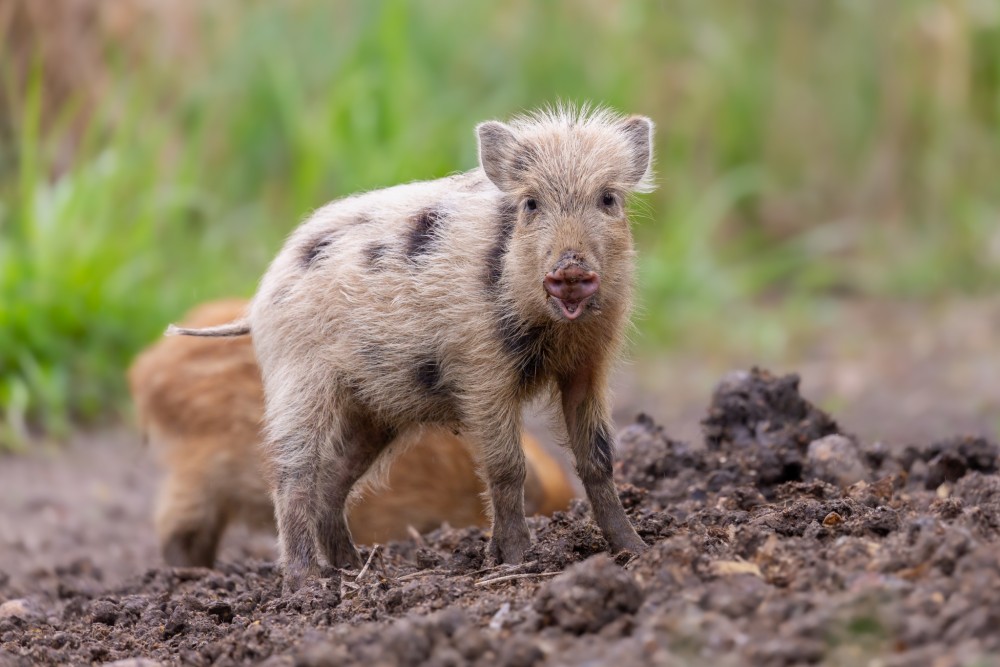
[[534, 554, 643, 634], [88, 599, 119, 626], [703, 368, 841, 487]]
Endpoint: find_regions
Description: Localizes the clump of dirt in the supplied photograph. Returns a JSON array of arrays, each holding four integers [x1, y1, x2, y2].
[[535, 554, 643, 634], [702, 367, 843, 487], [3, 368, 1000, 666], [901, 435, 1000, 490]]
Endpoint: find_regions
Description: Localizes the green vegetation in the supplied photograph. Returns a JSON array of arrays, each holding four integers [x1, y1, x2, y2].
[[2, 1, 999, 446]]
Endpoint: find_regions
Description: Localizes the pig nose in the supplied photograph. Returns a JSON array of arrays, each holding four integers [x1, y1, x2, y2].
[[544, 265, 600, 301]]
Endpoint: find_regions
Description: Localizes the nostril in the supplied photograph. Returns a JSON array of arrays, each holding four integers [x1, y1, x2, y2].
[[545, 268, 599, 299], [578, 273, 600, 297], [543, 274, 563, 296]]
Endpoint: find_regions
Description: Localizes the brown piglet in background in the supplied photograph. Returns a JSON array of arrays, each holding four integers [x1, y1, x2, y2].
[[129, 299, 575, 568]]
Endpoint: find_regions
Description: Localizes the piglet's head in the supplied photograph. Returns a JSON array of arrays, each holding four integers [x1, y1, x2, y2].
[[477, 106, 654, 324]]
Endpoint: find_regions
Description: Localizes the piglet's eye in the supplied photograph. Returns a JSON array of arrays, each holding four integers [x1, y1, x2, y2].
[[601, 193, 617, 207], [524, 198, 538, 212]]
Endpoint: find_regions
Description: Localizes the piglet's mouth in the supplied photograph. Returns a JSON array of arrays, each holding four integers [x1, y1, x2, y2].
[[551, 296, 593, 321]]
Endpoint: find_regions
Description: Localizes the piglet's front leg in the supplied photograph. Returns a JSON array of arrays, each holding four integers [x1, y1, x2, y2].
[[560, 370, 647, 555], [466, 400, 531, 565]]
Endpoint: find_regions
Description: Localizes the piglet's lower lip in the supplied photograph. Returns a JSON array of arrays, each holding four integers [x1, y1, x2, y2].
[[553, 296, 591, 320]]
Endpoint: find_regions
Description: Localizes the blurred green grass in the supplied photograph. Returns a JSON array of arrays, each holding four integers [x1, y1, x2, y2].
[[1, 0, 999, 447]]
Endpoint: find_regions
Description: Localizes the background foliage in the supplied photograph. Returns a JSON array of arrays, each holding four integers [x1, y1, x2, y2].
[[1, 0, 998, 446]]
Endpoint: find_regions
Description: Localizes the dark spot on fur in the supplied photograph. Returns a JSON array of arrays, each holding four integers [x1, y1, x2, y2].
[[592, 424, 614, 476], [415, 356, 449, 397], [364, 242, 390, 271], [301, 233, 336, 268], [485, 198, 518, 292], [497, 312, 547, 389], [406, 208, 445, 260], [414, 355, 461, 424]]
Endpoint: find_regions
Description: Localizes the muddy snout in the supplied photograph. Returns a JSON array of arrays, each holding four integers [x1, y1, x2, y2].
[[543, 260, 600, 320]]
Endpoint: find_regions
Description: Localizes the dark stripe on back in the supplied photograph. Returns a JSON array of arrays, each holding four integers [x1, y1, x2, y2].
[[301, 233, 336, 268], [364, 242, 390, 271], [406, 208, 445, 260]]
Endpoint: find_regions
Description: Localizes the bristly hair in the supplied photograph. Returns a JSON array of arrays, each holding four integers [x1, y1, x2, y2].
[[507, 101, 657, 194], [509, 101, 618, 128]]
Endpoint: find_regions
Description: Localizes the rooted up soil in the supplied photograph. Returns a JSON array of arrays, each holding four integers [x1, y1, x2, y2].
[[3, 368, 1000, 666]]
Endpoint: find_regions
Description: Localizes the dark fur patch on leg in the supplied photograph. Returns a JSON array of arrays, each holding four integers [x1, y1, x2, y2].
[[592, 423, 614, 476], [497, 311, 547, 389], [484, 198, 519, 292], [364, 242, 390, 271], [405, 208, 445, 260]]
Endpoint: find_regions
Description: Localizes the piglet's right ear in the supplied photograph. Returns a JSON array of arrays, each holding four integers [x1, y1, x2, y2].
[[477, 121, 519, 192]]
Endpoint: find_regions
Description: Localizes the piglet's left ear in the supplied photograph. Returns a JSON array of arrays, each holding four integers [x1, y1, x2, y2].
[[620, 115, 655, 193], [477, 121, 520, 193]]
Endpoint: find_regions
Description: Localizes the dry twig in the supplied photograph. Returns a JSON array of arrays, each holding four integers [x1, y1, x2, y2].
[[395, 568, 448, 582], [356, 544, 381, 582], [474, 571, 561, 587]]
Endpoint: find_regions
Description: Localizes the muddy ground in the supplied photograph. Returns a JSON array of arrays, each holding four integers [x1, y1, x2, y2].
[[2, 299, 1000, 666]]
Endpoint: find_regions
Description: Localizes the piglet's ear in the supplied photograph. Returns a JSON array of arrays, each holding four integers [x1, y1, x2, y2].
[[477, 121, 520, 192], [620, 115, 655, 193]]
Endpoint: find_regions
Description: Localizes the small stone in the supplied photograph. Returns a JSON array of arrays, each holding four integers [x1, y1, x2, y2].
[[822, 511, 844, 527], [103, 660, 164, 667], [0, 599, 32, 620], [207, 600, 234, 624], [806, 435, 868, 488]]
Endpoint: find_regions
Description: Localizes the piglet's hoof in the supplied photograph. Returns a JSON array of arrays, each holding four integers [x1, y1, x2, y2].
[[281, 565, 318, 594], [609, 533, 650, 562], [487, 536, 528, 566]]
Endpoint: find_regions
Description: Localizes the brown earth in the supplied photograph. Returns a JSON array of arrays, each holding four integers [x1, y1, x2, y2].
[[1, 298, 999, 666]]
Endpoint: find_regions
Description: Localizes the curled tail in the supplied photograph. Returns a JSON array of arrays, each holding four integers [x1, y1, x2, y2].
[[165, 319, 251, 337]]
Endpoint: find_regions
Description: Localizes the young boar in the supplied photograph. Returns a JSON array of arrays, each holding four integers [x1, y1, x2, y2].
[[170, 106, 654, 586], [133, 298, 574, 568]]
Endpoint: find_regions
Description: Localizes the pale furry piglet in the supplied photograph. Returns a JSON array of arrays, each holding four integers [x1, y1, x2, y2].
[[169, 105, 654, 589]]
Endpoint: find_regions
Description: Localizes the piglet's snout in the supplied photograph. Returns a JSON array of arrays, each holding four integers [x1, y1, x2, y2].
[[543, 266, 600, 301]]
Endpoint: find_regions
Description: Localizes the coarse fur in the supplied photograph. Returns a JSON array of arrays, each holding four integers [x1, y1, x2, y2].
[[134, 299, 575, 568], [169, 104, 655, 587]]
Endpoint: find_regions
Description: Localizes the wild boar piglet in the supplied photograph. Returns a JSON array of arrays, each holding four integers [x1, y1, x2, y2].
[[169, 105, 655, 589]]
